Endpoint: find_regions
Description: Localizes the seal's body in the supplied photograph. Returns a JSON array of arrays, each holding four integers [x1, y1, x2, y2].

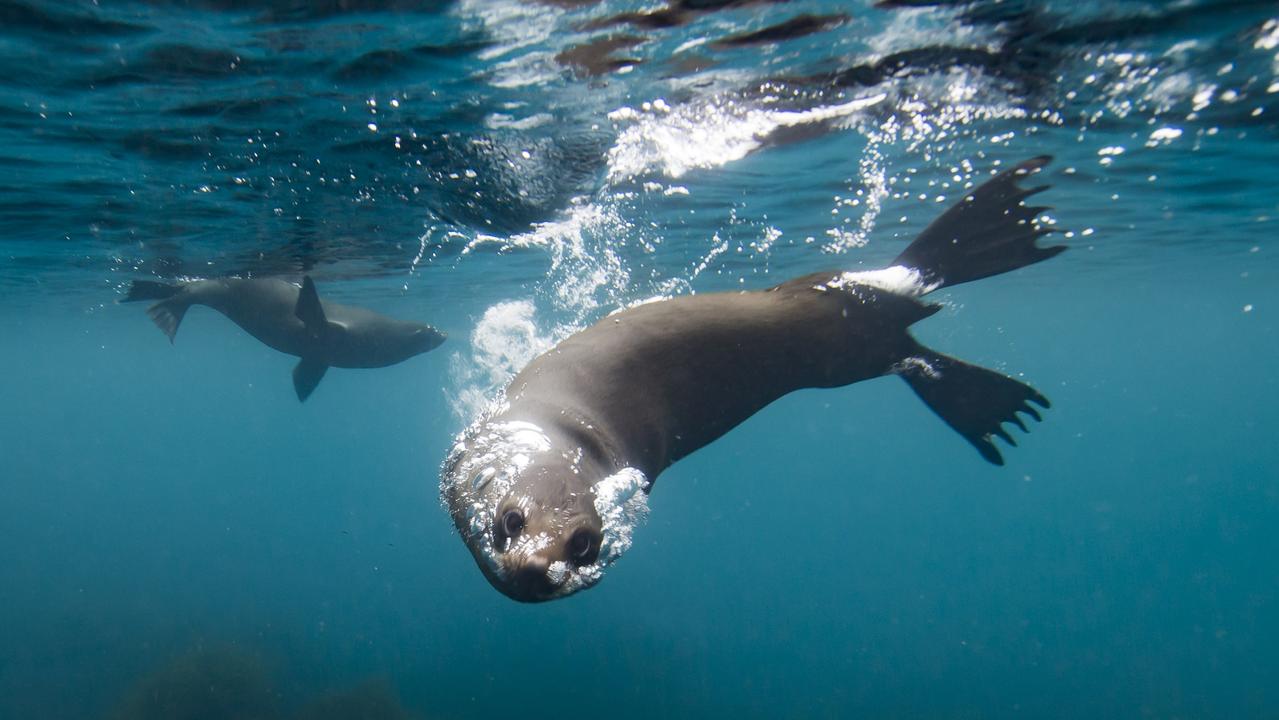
[[122, 276, 445, 401], [443, 157, 1065, 602]]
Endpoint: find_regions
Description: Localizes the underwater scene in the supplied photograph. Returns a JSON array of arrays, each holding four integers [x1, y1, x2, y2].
[[1, 0, 1277, 718]]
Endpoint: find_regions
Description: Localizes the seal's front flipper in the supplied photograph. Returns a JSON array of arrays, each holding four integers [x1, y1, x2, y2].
[[894, 156, 1066, 291], [897, 348, 1049, 465], [295, 276, 327, 338], [293, 357, 329, 402]]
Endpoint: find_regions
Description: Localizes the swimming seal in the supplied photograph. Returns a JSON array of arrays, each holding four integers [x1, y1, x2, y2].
[[121, 276, 446, 401], [442, 156, 1065, 602]]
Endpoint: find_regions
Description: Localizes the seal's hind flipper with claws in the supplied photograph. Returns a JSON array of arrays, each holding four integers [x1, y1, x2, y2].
[[895, 155, 1066, 291], [897, 348, 1050, 465], [120, 279, 189, 343], [885, 156, 1065, 463], [145, 302, 189, 344]]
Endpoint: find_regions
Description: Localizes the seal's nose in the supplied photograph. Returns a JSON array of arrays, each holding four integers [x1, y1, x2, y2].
[[505, 556, 560, 602]]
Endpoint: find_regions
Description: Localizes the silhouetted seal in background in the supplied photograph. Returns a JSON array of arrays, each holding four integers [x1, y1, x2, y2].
[[121, 276, 445, 401], [442, 157, 1066, 603]]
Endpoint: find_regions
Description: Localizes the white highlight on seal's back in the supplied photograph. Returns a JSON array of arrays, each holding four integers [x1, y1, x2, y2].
[[826, 265, 940, 298]]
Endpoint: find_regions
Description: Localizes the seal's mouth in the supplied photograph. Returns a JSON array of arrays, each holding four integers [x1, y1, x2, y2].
[[476, 530, 610, 603], [491, 546, 567, 603], [495, 567, 562, 603]]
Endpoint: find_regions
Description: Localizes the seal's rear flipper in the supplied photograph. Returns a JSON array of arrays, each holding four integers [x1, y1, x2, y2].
[[894, 156, 1066, 291], [897, 348, 1049, 465], [121, 280, 191, 342], [146, 301, 189, 344], [293, 357, 329, 402]]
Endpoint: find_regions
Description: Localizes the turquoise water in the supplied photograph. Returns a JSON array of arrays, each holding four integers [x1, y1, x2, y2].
[[2, 1, 1278, 718]]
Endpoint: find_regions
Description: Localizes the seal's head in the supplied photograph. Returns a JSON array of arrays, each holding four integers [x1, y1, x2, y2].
[[441, 416, 650, 602], [334, 316, 445, 367], [381, 321, 447, 361]]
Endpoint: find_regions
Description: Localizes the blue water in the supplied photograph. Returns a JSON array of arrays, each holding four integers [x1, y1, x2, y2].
[[2, 1, 1278, 718]]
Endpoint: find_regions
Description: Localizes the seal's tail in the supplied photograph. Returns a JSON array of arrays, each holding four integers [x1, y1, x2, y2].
[[896, 347, 1049, 466], [894, 156, 1066, 292], [120, 280, 190, 343]]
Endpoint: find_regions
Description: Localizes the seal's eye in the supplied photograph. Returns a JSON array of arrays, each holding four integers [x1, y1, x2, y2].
[[501, 509, 525, 538], [566, 528, 598, 565]]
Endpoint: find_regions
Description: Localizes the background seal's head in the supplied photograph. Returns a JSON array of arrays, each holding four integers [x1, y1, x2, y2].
[[441, 416, 650, 602]]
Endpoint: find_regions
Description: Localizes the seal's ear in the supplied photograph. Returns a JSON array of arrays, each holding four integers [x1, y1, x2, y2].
[[295, 276, 327, 334]]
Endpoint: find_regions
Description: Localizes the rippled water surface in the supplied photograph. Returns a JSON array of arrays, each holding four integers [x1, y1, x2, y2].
[[2, 1, 1278, 718]]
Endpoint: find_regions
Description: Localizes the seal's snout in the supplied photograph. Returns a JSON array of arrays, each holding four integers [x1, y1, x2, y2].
[[412, 326, 446, 353], [503, 555, 562, 603]]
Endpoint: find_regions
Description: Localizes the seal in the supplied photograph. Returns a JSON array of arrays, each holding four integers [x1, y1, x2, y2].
[[442, 157, 1066, 602], [121, 275, 446, 401]]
